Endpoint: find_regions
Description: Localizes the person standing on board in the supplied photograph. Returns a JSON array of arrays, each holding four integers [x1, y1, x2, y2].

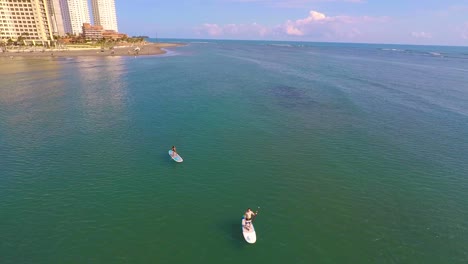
[[171, 146, 177, 157], [244, 208, 257, 231]]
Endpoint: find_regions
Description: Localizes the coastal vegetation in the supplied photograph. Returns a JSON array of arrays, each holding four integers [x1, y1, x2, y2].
[[1, 34, 148, 53]]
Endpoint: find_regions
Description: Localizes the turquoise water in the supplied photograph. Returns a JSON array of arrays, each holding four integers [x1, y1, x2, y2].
[[1, 40, 468, 263]]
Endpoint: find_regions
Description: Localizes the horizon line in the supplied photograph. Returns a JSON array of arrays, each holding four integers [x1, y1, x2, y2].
[[147, 37, 468, 48]]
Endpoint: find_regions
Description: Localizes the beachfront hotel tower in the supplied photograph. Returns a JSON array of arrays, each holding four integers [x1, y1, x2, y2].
[[60, 0, 90, 35], [0, 0, 55, 43], [91, 0, 118, 32]]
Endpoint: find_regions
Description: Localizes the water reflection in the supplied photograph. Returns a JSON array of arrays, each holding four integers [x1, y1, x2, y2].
[[74, 57, 129, 132], [0, 58, 65, 106], [0, 59, 71, 177], [0, 58, 67, 144], [0, 57, 130, 154]]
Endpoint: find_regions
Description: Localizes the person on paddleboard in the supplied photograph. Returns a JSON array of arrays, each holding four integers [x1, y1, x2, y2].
[[171, 146, 177, 157], [244, 208, 257, 230]]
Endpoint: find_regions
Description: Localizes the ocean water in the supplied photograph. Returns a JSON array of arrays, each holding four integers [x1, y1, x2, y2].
[[1, 39, 468, 263]]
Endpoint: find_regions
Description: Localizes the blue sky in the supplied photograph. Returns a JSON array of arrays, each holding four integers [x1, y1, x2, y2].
[[115, 0, 468, 46]]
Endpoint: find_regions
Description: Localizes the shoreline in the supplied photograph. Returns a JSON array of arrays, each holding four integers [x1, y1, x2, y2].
[[0, 42, 184, 58]]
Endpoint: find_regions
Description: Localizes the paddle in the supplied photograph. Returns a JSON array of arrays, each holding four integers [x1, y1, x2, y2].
[[252, 206, 260, 222]]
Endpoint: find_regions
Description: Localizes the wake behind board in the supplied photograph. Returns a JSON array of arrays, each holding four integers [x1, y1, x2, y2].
[[168, 150, 183, 162], [242, 216, 256, 244]]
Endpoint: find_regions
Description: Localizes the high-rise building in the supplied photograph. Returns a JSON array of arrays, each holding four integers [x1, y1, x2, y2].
[[61, 0, 90, 35], [0, 0, 55, 43], [91, 0, 118, 32], [0, 0, 121, 43], [58, 0, 71, 33], [47, 0, 65, 36]]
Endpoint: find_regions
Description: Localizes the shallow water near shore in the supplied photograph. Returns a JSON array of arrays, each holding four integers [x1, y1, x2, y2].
[[1, 39, 468, 263]]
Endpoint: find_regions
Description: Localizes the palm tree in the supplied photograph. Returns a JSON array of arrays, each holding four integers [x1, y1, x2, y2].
[[16, 32, 29, 46], [17, 35, 24, 46]]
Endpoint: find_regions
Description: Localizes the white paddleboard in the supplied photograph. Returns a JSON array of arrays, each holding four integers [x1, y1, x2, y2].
[[242, 216, 256, 244], [168, 150, 183, 162]]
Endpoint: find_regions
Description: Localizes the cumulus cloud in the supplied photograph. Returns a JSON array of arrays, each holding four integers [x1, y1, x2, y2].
[[202, 24, 224, 36], [411, 31, 433, 39], [196, 10, 386, 41], [296, 10, 327, 25], [281, 10, 327, 37], [277, 10, 385, 40]]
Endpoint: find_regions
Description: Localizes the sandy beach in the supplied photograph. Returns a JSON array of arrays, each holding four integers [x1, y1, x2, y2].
[[0, 42, 184, 58]]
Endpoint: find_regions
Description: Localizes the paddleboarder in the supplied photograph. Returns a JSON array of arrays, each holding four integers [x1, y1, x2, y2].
[[244, 208, 257, 231], [171, 146, 177, 157]]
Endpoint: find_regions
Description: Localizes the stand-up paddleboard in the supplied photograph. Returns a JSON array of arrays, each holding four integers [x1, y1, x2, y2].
[[242, 216, 256, 243], [168, 150, 183, 162]]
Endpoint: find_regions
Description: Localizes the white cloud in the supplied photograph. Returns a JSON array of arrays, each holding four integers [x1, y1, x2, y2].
[[201, 24, 224, 36], [280, 10, 329, 37], [296, 10, 327, 25], [277, 10, 386, 40], [196, 10, 387, 41], [285, 23, 304, 36], [411, 31, 433, 39]]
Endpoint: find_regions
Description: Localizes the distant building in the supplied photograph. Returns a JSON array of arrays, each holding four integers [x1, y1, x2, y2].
[[91, 0, 118, 31], [0, 0, 55, 43], [102, 29, 126, 40], [61, 0, 90, 35], [82, 23, 126, 40], [82, 22, 102, 40]]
